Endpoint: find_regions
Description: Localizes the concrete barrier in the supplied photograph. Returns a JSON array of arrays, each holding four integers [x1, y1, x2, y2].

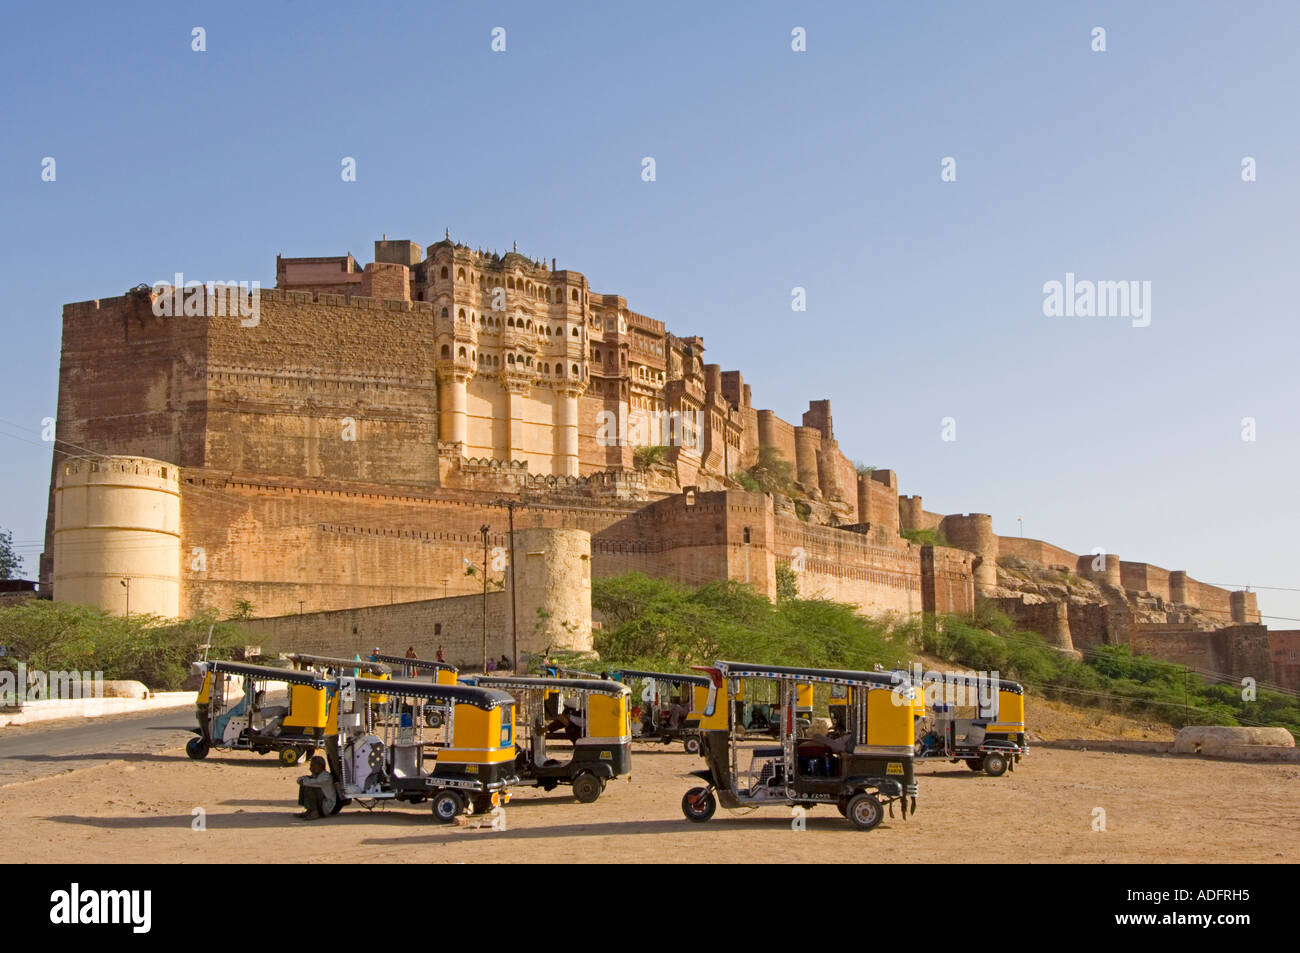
[[0, 692, 197, 727], [1174, 725, 1295, 754], [1041, 735, 1299, 763]]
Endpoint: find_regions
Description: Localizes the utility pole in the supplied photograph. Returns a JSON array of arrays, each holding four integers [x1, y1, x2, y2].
[[480, 524, 490, 671]]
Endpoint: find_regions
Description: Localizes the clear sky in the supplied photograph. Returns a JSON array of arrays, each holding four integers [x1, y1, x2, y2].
[[1, 1, 1296, 624]]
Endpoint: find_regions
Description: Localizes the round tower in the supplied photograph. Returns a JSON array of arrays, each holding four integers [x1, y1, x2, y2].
[[793, 426, 821, 491], [1077, 552, 1122, 587], [1169, 570, 1188, 605], [898, 495, 925, 532], [507, 527, 593, 655], [53, 455, 181, 618], [939, 513, 998, 593]]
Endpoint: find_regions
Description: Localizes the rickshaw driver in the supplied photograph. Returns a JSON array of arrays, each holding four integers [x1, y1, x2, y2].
[[545, 705, 584, 743]]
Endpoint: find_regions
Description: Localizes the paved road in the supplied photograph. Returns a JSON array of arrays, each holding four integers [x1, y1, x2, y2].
[[0, 708, 196, 786]]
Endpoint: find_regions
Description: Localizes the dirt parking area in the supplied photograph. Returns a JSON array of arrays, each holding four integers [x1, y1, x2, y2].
[[1, 737, 1296, 863]]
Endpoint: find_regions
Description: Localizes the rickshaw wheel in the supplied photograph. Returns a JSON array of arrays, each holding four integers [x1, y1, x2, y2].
[[965, 757, 984, 772], [425, 711, 444, 729], [431, 790, 463, 823], [681, 787, 716, 823], [846, 792, 883, 831], [185, 737, 210, 760], [278, 747, 302, 767], [683, 736, 702, 756], [983, 752, 1009, 777], [572, 772, 602, 803]]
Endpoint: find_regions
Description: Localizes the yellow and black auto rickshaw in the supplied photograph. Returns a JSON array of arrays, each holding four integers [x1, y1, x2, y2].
[[187, 660, 333, 766], [469, 675, 631, 802], [370, 653, 458, 684], [325, 674, 517, 821], [681, 661, 918, 831], [911, 671, 1027, 776], [611, 668, 711, 754]]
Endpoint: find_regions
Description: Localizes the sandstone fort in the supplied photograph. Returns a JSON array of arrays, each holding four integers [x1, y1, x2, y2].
[[38, 235, 1300, 690]]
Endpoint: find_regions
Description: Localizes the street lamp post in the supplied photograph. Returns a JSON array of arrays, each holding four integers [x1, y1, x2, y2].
[[120, 578, 130, 618]]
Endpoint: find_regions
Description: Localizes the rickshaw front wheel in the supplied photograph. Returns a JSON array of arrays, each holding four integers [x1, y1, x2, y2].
[[185, 737, 210, 760], [681, 787, 716, 823], [572, 772, 602, 803], [278, 747, 302, 767], [983, 752, 1009, 777], [846, 792, 883, 831], [683, 737, 702, 756], [431, 790, 464, 823]]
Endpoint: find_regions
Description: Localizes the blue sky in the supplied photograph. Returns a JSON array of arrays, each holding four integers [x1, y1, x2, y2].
[[1, 1, 1297, 624]]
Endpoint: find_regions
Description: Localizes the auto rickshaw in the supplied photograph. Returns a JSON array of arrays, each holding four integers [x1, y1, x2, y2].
[[911, 671, 1027, 776], [325, 674, 517, 821], [611, 668, 711, 754], [468, 675, 632, 802], [681, 661, 918, 831], [187, 660, 333, 766], [370, 653, 458, 684]]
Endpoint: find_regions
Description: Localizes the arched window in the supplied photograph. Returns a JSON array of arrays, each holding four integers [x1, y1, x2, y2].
[[440, 266, 449, 279], [457, 268, 465, 281], [440, 307, 449, 318], [571, 289, 578, 301], [458, 308, 466, 320], [571, 364, 579, 377], [458, 346, 466, 358], [508, 354, 515, 365], [571, 327, 579, 337], [508, 317, 515, 327], [440, 345, 450, 358], [526, 320, 532, 330]]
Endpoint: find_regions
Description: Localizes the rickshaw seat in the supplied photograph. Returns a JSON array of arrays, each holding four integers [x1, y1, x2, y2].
[[390, 743, 423, 778]]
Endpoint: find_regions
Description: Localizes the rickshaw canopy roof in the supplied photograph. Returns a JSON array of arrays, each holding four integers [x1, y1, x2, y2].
[[285, 653, 390, 675], [615, 668, 711, 687], [469, 675, 630, 697], [900, 669, 1025, 694], [710, 661, 910, 690], [200, 660, 329, 688], [370, 654, 457, 673], [343, 675, 513, 710]]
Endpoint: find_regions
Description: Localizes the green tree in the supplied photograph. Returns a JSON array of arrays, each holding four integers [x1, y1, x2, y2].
[[745, 445, 796, 495], [0, 528, 21, 580]]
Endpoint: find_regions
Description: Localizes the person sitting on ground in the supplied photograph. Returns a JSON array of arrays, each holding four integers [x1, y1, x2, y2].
[[436, 645, 446, 663], [486, 657, 497, 672], [498, 654, 511, 671], [295, 756, 337, 820]]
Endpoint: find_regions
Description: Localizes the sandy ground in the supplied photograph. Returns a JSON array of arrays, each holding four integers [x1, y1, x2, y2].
[[1, 736, 1295, 863]]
